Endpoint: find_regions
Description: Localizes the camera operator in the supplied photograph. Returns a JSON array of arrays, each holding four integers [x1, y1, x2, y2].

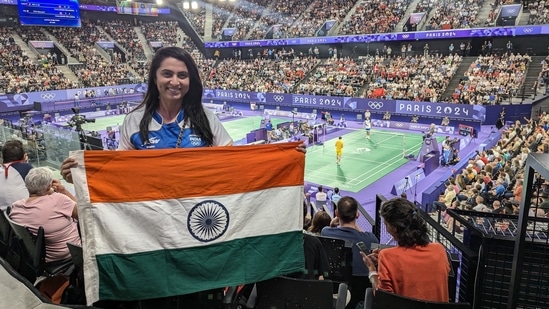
[[67, 108, 97, 150], [67, 108, 96, 132], [442, 136, 451, 165], [442, 136, 460, 165]]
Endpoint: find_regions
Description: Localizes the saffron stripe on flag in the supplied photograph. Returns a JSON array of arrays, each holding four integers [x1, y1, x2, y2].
[[95, 231, 304, 301], [79, 142, 304, 203]]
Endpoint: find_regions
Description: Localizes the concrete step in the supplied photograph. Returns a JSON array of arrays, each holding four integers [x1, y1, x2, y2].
[[10, 32, 39, 61], [134, 26, 153, 62], [58, 65, 81, 88]]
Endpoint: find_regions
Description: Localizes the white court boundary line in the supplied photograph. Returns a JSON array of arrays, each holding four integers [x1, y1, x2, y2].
[[306, 130, 425, 189], [308, 143, 421, 187]]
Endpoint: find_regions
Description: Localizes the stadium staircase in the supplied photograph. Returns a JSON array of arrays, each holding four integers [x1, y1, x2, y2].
[[203, 3, 214, 41], [420, 8, 437, 31], [176, 28, 186, 48], [10, 32, 38, 61], [331, 0, 363, 35], [40, 29, 79, 64], [219, 10, 233, 34], [518, 55, 546, 100], [440, 56, 477, 100], [134, 27, 154, 61], [518, 10, 531, 25], [244, 2, 274, 40], [475, 0, 497, 27], [57, 66, 80, 86], [394, 0, 421, 33], [95, 25, 131, 60], [290, 59, 323, 93]]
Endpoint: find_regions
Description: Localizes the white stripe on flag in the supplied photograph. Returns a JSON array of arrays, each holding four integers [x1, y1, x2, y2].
[[82, 186, 303, 255]]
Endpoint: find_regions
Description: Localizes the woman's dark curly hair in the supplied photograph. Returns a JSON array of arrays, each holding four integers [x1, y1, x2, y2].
[[381, 198, 430, 247]]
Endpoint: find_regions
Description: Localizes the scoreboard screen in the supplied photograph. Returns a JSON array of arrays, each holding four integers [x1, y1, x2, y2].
[[116, 0, 158, 16], [18, 0, 81, 27]]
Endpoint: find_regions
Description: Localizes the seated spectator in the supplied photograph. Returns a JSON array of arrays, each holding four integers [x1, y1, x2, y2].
[[433, 184, 456, 211], [315, 185, 327, 202], [321, 196, 379, 276], [361, 198, 450, 302], [10, 167, 80, 263], [0, 140, 33, 210], [289, 201, 330, 280], [473, 196, 490, 212], [331, 187, 342, 205], [307, 211, 332, 235]]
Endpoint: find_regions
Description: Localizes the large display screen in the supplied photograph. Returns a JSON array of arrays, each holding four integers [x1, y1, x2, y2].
[[18, 0, 81, 27], [116, 0, 158, 16]]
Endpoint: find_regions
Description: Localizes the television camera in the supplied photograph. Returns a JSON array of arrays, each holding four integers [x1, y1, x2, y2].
[[448, 138, 460, 148], [67, 108, 96, 132]]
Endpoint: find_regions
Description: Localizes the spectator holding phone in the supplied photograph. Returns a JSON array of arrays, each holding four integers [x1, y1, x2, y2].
[[321, 196, 379, 276], [361, 198, 450, 302]]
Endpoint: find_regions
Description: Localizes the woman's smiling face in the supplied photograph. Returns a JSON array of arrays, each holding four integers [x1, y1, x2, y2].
[[155, 57, 190, 105]]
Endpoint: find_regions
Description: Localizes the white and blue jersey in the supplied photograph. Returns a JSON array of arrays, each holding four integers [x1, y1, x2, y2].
[[119, 107, 233, 150]]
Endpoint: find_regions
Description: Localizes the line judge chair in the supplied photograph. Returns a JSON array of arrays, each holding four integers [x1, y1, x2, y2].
[[4, 211, 73, 284], [363, 288, 471, 309]]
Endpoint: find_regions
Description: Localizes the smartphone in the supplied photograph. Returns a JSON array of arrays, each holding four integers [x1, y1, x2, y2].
[[356, 241, 370, 254], [371, 243, 394, 250]]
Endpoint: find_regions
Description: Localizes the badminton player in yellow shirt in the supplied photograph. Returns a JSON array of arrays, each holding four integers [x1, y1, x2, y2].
[[335, 136, 343, 165]]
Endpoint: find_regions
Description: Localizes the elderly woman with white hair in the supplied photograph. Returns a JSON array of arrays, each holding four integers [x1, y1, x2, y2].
[[10, 167, 80, 263]]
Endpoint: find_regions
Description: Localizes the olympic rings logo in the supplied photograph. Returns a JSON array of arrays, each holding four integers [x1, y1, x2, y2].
[[368, 101, 384, 109], [401, 34, 409, 39], [273, 95, 285, 102], [523, 28, 534, 33], [40, 93, 56, 100]]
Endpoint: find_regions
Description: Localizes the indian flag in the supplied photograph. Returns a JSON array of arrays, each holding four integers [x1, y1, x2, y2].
[[71, 142, 305, 304]]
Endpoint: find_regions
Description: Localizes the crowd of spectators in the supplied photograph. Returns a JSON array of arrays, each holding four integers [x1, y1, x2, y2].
[[224, 0, 266, 41], [359, 53, 461, 102], [435, 115, 549, 235], [181, 1, 206, 37], [449, 53, 530, 105], [339, 0, 411, 35], [211, 2, 235, 40], [13, 25, 49, 43], [0, 12, 539, 101], [425, 0, 484, 30], [286, 0, 358, 38], [0, 28, 76, 94], [295, 57, 371, 97], [248, 0, 314, 40], [182, 36, 217, 84], [141, 21, 179, 49], [178, 0, 493, 39], [527, 0, 549, 25], [48, 19, 110, 60], [204, 56, 320, 93], [70, 57, 136, 88], [99, 19, 146, 61]]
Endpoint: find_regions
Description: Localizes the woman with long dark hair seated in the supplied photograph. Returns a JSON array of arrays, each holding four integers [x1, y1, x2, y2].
[[10, 167, 80, 262], [361, 198, 450, 302]]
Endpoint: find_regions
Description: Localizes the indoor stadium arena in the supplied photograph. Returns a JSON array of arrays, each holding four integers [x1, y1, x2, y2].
[[1, 0, 549, 308]]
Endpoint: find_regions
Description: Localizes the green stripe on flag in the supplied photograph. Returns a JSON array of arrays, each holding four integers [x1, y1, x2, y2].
[[96, 231, 305, 301]]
